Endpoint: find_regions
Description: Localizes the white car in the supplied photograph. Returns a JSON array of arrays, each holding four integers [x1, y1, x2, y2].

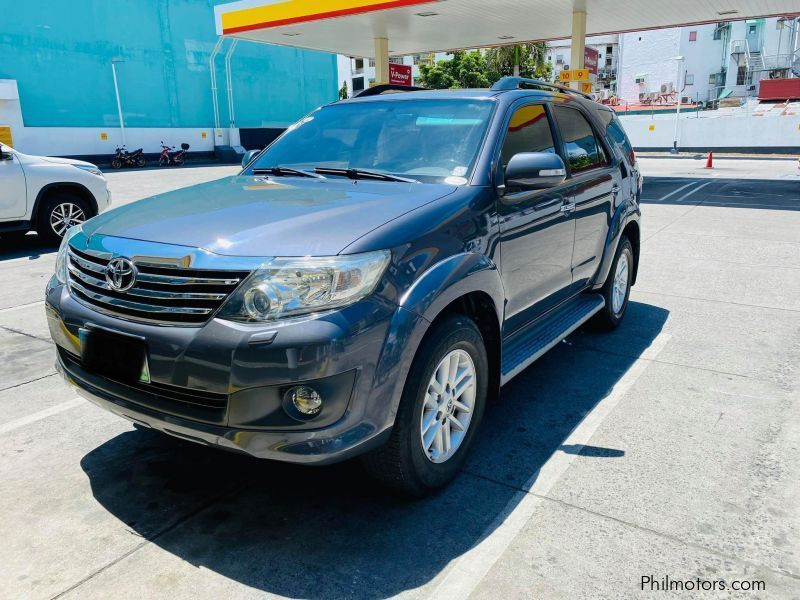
[[0, 143, 111, 244]]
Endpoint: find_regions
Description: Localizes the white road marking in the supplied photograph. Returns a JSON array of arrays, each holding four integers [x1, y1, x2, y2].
[[670, 181, 713, 202], [0, 398, 85, 435], [430, 332, 673, 600], [650, 181, 699, 202]]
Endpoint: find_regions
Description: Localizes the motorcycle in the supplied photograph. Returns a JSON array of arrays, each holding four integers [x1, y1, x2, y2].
[[158, 142, 189, 167], [111, 146, 146, 169]]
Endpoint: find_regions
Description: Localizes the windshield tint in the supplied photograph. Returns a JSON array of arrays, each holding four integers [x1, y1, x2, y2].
[[248, 99, 495, 184]]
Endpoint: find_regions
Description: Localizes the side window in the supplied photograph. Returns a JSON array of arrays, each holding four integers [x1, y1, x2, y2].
[[598, 108, 635, 165], [552, 106, 604, 174], [500, 104, 556, 167]]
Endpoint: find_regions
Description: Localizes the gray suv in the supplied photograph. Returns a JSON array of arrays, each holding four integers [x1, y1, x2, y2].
[[47, 77, 641, 496]]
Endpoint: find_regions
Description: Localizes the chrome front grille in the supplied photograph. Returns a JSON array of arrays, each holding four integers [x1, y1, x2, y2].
[[66, 246, 251, 325]]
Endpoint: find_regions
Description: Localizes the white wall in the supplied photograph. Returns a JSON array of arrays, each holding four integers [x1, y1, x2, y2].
[[620, 112, 800, 150], [618, 29, 681, 103], [9, 126, 215, 157]]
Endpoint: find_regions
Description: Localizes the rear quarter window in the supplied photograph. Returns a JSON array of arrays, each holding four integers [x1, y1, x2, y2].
[[598, 108, 635, 164]]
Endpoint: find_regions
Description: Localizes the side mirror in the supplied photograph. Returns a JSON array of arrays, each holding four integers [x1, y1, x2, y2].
[[502, 152, 566, 194], [242, 149, 260, 168], [0, 148, 11, 161]]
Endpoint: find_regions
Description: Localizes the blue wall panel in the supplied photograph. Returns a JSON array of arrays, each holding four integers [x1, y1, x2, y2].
[[0, 0, 338, 128]]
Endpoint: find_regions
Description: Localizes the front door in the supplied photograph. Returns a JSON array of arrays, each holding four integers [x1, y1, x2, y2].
[[550, 105, 616, 290], [0, 146, 27, 219], [497, 103, 575, 334]]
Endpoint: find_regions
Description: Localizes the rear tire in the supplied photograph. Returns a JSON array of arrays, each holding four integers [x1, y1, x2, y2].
[[588, 236, 633, 331], [361, 314, 488, 496], [36, 193, 91, 246], [136, 156, 146, 167]]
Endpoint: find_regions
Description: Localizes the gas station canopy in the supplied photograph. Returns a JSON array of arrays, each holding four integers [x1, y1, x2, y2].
[[215, 0, 798, 58]]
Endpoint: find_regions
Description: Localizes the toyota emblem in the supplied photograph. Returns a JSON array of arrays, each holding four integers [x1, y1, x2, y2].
[[105, 257, 137, 292]]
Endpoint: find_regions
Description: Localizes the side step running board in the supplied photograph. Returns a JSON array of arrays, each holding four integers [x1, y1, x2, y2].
[[501, 294, 605, 385]]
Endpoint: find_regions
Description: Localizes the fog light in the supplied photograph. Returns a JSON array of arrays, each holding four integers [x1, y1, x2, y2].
[[287, 386, 323, 416]]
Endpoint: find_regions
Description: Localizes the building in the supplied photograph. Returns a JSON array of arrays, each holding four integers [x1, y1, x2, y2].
[[338, 52, 452, 96], [617, 17, 800, 105], [545, 35, 619, 96], [0, 0, 339, 157]]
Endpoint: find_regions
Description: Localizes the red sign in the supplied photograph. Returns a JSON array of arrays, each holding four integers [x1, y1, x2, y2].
[[584, 47, 599, 75], [389, 63, 413, 86]]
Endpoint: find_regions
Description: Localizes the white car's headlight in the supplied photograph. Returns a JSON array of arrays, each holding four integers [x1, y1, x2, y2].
[[73, 164, 104, 178], [55, 226, 82, 284], [217, 250, 391, 322]]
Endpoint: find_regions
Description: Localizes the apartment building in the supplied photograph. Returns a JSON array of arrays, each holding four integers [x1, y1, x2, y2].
[[617, 17, 799, 105]]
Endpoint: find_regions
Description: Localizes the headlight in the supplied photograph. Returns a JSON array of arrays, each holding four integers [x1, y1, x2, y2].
[[217, 250, 390, 322], [55, 226, 82, 284], [73, 164, 104, 177]]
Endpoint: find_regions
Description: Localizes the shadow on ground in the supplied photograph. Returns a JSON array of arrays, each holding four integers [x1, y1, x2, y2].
[[79, 301, 668, 598], [641, 177, 800, 211], [0, 232, 56, 262]]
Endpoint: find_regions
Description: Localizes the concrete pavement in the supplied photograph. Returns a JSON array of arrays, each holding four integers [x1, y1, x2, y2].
[[0, 161, 798, 599]]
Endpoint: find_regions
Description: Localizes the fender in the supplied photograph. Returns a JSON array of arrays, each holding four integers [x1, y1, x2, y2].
[[592, 198, 640, 290], [32, 182, 99, 224], [369, 253, 505, 429]]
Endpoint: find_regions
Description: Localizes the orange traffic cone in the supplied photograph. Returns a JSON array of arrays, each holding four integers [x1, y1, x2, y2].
[[704, 151, 713, 169]]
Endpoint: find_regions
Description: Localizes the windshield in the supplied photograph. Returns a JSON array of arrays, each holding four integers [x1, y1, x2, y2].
[[248, 99, 495, 184]]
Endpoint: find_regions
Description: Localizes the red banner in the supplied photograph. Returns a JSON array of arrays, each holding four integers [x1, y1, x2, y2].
[[389, 63, 413, 85], [584, 47, 599, 75]]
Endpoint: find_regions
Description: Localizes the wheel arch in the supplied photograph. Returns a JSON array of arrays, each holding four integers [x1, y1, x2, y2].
[[32, 182, 99, 225], [593, 202, 641, 290], [373, 254, 505, 430]]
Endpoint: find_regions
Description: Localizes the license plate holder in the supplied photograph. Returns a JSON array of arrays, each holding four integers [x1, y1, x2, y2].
[[79, 326, 150, 384]]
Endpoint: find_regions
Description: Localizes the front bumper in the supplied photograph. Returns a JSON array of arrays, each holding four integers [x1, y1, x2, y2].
[[47, 279, 424, 464]]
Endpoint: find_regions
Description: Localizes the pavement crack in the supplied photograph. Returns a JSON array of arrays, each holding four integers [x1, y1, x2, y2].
[[0, 372, 57, 392], [632, 289, 800, 314], [49, 483, 245, 600], [462, 470, 800, 584], [0, 324, 54, 345]]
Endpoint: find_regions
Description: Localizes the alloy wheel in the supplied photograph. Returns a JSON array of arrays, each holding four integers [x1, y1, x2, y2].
[[49, 202, 86, 238], [420, 349, 476, 463], [612, 251, 630, 314]]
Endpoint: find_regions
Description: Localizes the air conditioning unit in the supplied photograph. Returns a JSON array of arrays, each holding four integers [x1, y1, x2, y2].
[[635, 75, 647, 84]]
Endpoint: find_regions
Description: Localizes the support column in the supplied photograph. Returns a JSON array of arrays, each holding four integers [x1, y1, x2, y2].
[[374, 37, 389, 85], [570, 10, 587, 90]]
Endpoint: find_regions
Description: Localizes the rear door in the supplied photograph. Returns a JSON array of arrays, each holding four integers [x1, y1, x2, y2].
[[0, 145, 27, 219], [551, 105, 617, 291], [496, 102, 575, 333]]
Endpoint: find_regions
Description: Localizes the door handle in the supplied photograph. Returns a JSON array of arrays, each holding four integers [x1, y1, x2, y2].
[[611, 184, 621, 196], [560, 200, 576, 214]]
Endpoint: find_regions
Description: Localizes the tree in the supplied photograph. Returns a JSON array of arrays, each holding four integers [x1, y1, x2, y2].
[[418, 45, 551, 90], [485, 43, 551, 81], [338, 80, 349, 100], [418, 51, 492, 89]]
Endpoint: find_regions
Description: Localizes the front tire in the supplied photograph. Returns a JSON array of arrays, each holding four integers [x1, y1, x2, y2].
[[111, 157, 122, 169], [362, 314, 488, 496], [36, 193, 91, 245], [588, 236, 633, 331]]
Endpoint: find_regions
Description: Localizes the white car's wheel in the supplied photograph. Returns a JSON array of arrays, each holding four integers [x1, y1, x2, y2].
[[37, 193, 90, 245]]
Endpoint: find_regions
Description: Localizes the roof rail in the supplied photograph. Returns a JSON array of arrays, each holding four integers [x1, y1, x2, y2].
[[355, 84, 428, 97], [490, 76, 593, 99]]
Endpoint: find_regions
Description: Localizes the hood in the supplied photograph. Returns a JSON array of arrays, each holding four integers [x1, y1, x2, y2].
[[40, 156, 97, 167], [83, 175, 458, 256], [17, 152, 98, 168]]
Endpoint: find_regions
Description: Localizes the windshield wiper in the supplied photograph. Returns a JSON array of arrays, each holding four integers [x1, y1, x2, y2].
[[252, 166, 324, 179], [313, 167, 418, 183]]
